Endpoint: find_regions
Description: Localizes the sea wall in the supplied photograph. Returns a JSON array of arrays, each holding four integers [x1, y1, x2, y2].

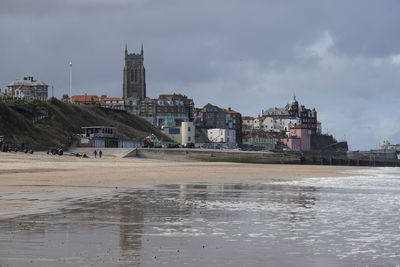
[[134, 148, 400, 167], [134, 148, 302, 164]]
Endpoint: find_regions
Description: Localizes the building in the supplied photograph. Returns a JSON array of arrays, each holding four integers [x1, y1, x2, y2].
[[207, 128, 236, 144], [224, 107, 242, 144], [81, 126, 118, 147], [155, 94, 194, 126], [254, 116, 301, 133], [139, 97, 157, 125], [100, 97, 125, 110], [380, 140, 400, 150], [138, 94, 194, 127], [70, 95, 100, 105], [280, 126, 311, 151], [162, 122, 195, 145], [316, 121, 322, 135], [262, 96, 318, 134], [197, 103, 228, 129], [124, 96, 140, 115], [6, 76, 48, 100], [242, 132, 279, 150], [242, 116, 255, 133], [123, 45, 146, 101], [79, 126, 140, 148], [158, 94, 194, 121]]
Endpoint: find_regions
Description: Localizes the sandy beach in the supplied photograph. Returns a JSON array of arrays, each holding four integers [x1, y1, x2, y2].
[[3, 152, 399, 267], [0, 152, 361, 186], [0, 152, 361, 218]]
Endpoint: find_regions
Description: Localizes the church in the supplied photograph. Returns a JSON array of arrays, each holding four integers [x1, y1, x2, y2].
[[123, 45, 146, 101]]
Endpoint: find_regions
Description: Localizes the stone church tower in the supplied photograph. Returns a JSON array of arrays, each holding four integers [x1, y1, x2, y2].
[[123, 44, 146, 100]]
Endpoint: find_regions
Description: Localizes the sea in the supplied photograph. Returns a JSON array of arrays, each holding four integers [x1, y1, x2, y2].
[[0, 167, 399, 266]]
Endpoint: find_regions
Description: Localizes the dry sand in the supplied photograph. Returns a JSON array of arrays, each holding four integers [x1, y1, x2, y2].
[[0, 152, 364, 218]]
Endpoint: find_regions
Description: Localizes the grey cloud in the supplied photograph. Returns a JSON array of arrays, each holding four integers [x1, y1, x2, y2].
[[1, 0, 400, 149]]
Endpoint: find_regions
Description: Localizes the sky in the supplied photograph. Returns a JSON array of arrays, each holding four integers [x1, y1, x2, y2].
[[0, 0, 399, 150]]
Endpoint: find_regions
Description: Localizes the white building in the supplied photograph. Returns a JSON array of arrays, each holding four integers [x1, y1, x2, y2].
[[252, 116, 301, 133], [162, 121, 195, 145], [242, 116, 255, 133], [207, 128, 236, 144]]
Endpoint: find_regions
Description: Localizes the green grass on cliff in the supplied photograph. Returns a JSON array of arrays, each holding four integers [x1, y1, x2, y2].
[[0, 98, 169, 148]]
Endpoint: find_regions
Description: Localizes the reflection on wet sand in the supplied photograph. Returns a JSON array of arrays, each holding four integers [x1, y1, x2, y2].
[[1, 177, 400, 266], [118, 192, 144, 266]]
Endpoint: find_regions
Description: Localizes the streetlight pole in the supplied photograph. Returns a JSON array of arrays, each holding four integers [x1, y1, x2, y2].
[[69, 61, 72, 100]]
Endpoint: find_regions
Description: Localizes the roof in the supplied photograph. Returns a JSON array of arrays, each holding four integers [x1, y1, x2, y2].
[[8, 77, 48, 87], [203, 103, 224, 112], [263, 107, 289, 116], [101, 97, 123, 101], [242, 116, 255, 120], [158, 93, 193, 103], [258, 116, 267, 121], [224, 108, 240, 114], [71, 95, 100, 102]]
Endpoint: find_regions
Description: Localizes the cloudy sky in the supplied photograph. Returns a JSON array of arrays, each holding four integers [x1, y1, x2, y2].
[[1, 0, 399, 149]]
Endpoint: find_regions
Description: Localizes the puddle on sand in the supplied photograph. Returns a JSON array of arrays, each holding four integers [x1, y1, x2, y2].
[[0, 170, 400, 266]]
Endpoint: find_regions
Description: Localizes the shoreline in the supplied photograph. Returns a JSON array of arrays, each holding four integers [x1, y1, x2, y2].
[[0, 152, 367, 219]]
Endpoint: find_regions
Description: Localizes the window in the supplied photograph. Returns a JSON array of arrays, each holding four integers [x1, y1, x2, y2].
[[188, 137, 191, 141], [188, 127, 191, 132], [169, 128, 180, 135]]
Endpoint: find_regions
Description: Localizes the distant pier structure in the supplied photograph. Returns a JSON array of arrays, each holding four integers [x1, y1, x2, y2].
[[123, 44, 146, 101]]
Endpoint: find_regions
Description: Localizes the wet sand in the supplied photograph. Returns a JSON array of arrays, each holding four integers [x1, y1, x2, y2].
[[0, 152, 360, 218], [1, 167, 399, 266], [3, 152, 391, 266]]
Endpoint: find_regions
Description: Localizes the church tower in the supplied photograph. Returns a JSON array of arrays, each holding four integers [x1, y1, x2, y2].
[[123, 44, 146, 100]]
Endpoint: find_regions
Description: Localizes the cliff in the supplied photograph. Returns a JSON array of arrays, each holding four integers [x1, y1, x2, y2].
[[0, 98, 169, 148]]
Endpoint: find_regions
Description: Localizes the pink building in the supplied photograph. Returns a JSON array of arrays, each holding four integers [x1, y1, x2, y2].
[[281, 126, 311, 151]]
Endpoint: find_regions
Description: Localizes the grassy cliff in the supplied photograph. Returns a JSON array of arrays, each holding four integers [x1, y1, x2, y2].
[[0, 98, 169, 148]]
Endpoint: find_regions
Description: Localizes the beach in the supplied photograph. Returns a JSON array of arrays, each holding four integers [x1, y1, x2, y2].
[[0, 152, 357, 186], [2, 152, 400, 266], [0, 152, 358, 218]]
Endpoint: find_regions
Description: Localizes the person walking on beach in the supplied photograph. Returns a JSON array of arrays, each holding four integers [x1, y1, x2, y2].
[[99, 150, 102, 158], [94, 150, 97, 158]]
